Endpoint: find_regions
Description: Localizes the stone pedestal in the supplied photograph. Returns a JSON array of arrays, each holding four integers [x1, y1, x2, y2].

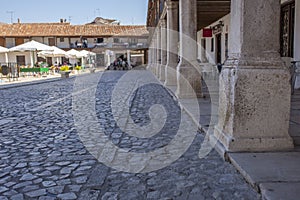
[[176, 0, 202, 98], [165, 0, 179, 86], [213, 0, 294, 152]]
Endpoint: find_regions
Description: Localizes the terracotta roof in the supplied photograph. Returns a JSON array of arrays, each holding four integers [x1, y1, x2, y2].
[[0, 23, 148, 37]]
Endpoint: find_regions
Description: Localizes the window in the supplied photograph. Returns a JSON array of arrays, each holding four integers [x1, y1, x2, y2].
[[130, 38, 138, 44], [113, 38, 120, 43], [211, 38, 214, 52], [60, 37, 64, 42], [48, 38, 55, 46], [97, 38, 104, 43]]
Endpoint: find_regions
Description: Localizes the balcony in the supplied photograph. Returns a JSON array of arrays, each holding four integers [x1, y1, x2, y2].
[[58, 41, 148, 51]]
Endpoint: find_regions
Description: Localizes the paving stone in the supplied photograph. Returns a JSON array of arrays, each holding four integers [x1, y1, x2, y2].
[[47, 186, 65, 195], [146, 191, 160, 199], [74, 175, 88, 184], [22, 185, 40, 193], [15, 163, 27, 168], [12, 181, 33, 189], [42, 181, 56, 187], [20, 173, 37, 181], [68, 185, 81, 192], [3, 189, 17, 196], [57, 193, 77, 200], [60, 167, 72, 174], [4, 181, 15, 187], [11, 194, 24, 200], [38, 196, 56, 200], [56, 161, 71, 166], [101, 192, 118, 200], [25, 189, 47, 198]]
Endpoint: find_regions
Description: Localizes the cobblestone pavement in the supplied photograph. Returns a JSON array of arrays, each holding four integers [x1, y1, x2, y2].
[[0, 70, 260, 200]]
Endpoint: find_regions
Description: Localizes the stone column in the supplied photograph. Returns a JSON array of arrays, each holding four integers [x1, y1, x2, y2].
[[156, 28, 161, 78], [295, 0, 300, 60], [176, 0, 202, 98], [165, 0, 179, 86], [147, 45, 152, 70], [213, 0, 294, 152], [152, 34, 157, 74], [127, 50, 131, 69], [160, 20, 167, 81]]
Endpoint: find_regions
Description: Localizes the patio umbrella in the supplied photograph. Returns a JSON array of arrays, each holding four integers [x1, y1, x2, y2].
[[0, 46, 9, 63], [38, 46, 66, 57], [38, 46, 66, 65], [79, 50, 96, 67], [9, 40, 53, 66], [66, 49, 82, 65], [9, 40, 53, 52], [66, 49, 82, 58]]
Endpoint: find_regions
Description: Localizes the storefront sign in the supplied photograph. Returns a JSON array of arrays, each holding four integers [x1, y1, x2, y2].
[[203, 28, 212, 37]]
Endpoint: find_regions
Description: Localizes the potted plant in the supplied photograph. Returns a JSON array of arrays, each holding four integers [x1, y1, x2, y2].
[[75, 66, 81, 74], [59, 65, 71, 78]]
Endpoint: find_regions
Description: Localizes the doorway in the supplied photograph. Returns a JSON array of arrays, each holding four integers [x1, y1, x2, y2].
[[16, 55, 25, 66], [215, 33, 222, 64]]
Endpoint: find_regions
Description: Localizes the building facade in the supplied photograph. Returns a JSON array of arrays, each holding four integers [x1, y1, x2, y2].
[[147, 0, 298, 153], [0, 19, 149, 67]]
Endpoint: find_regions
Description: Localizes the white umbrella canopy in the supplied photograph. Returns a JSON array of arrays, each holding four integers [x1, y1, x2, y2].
[[66, 49, 82, 59], [38, 46, 66, 57], [79, 50, 96, 57], [0, 46, 9, 53], [9, 40, 53, 52], [0, 46, 9, 63]]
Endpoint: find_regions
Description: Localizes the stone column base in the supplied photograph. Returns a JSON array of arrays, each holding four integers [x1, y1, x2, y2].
[[155, 64, 161, 78], [159, 65, 166, 82], [214, 65, 294, 152], [213, 127, 294, 152], [164, 65, 177, 86], [176, 64, 202, 98]]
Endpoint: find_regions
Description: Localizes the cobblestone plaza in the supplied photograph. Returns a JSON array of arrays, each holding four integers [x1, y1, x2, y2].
[[0, 71, 260, 199]]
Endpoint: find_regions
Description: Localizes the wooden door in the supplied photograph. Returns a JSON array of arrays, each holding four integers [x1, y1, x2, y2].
[[15, 38, 24, 46], [16, 55, 25, 66], [0, 38, 5, 47], [48, 38, 55, 46]]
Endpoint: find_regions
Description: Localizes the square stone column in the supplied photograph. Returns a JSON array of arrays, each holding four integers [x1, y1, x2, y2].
[[156, 28, 161, 78], [176, 0, 202, 98], [165, 0, 179, 86], [213, 0, 294, 152], [295, 0, 300, 60], [152, 34, 158, 75], [160, 20, 167, 82]]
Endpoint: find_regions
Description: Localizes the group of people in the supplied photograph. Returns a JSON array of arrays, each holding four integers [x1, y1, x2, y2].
[[75, 39, 88, 48], [107, 56, 131, 70]]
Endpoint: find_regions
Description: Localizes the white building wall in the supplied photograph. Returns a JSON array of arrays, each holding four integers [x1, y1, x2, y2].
[[198, 14, 230, 65], [56, 38, 69, 48], [31, 37, 44, 43], [7, 52, 34, 66], [0, 54, 6, 63]]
